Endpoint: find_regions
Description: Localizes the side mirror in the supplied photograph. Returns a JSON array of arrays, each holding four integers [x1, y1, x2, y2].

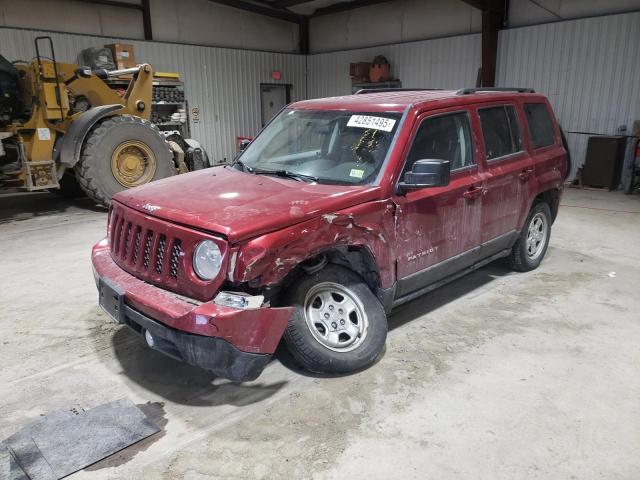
[[398, 159, 450, 193], [238, 139, 251, 152]]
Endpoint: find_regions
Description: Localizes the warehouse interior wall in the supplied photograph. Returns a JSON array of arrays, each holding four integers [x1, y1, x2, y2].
[[149, 0, 299, 52], [497, 11, 640, 180], [508, 0, 640, 26], [309, 0, 640, 53], [0, 27, 306, 164], [309, 0, 481, 53], [0, 0, 300, 53], [306, 10, 640, 179], [1, 2, 639, 177], [306, 33, 481, 98], [0, 0, 144, 39]]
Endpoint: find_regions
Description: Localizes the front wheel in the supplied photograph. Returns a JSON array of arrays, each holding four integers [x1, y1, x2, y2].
[[509, 202, 552, 272], [283, 265, 387, 374]]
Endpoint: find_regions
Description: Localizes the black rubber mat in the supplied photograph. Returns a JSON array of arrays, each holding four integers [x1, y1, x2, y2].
[[1, 398, 159, 480]]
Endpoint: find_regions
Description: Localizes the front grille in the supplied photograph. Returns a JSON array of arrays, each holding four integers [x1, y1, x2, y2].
[[109, 211, 183, 284], [107, 202, 226, 301]]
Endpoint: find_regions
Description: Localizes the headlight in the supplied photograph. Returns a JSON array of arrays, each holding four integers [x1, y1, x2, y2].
[[193, 240, 222, 280]]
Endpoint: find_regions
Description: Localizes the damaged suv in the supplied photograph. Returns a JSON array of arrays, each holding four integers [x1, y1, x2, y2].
[[92, 88, 567, 381]]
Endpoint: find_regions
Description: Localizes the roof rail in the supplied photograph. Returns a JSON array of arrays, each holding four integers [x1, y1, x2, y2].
[[354, 88, 441, 95], [456, 87, 535, 95]]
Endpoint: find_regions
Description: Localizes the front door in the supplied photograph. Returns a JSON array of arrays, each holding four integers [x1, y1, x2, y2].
[[475, 103, 534, 255], [394, 109, 485, 298], [260, 84, 289, 126]]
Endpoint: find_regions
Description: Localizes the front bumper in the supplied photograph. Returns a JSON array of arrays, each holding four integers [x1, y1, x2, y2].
[[92, 239, 294, 382]]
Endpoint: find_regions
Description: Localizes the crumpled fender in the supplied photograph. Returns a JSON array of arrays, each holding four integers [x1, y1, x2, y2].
[[230, 199, 397, 289]]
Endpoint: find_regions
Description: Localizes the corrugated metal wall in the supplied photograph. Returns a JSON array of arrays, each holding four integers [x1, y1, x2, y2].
[[0, 27, 307, 163], [307, 11, 640, 179], [497, 12, 640, 179], [307, 34, 482, 99], [3, 11, 639, 176]]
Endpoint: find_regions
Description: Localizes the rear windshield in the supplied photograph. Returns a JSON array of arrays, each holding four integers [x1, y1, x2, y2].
[[238, 109, 402, 185]]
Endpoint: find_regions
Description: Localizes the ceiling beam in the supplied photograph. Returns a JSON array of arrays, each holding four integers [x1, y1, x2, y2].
[[460, 0, 487, 11], [272, 0, 315, 7], [74, 0, 153, 39], [313, 0, 394, 17], [208, 0, 302, 23], [75, 0, 142, 11]]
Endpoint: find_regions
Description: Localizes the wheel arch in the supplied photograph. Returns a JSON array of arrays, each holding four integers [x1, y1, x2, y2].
[[533, 188, 561, 223], [281, 245, 383, 296], [58, 104, 123, 168]]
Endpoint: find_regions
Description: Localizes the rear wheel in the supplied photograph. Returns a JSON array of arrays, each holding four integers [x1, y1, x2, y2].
[[509, 202, 552, 272], [283, 265, 387, 374], [75, 115, 174, 206]]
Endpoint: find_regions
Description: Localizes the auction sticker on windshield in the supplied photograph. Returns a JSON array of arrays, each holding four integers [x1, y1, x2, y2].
[[347, 115, 396, 132]]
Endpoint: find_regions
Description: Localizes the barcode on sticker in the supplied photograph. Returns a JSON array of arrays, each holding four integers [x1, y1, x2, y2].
[[347, 115, 396, 132]]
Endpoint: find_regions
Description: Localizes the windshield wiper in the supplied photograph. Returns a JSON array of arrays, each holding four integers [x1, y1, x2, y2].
[[252, 169, 319, 183], [229, 159, 253, 173]]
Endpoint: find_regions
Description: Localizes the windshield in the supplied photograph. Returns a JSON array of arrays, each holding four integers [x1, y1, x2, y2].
[[237, 109, 402, 185]]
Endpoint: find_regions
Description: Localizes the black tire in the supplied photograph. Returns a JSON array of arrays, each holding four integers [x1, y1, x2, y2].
[[50, 170, 85, 198], [75, 115, 174, 206], [187, 148, 206, 171], [509, 201, 552, 272], [282, 264, 387, 374]]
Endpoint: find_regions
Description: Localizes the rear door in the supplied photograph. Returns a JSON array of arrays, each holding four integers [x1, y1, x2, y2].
[[475, 102, 533, 256], [523, 101, 566, 187], [393, 108, 485, 298]]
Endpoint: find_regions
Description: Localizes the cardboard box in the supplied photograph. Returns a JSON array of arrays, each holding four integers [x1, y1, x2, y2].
[[105, 43, 136, 69], [349, 62, 371, 79]]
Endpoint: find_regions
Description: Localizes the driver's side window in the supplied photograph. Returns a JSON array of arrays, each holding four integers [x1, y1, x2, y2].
[[403, 111, 475, 176]]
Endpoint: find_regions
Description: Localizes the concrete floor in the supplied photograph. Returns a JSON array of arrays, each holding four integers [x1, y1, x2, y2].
[[1, 188, 639, 480]]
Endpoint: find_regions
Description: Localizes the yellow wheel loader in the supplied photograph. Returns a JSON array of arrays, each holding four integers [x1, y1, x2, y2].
[[0, 36, 206, 206]]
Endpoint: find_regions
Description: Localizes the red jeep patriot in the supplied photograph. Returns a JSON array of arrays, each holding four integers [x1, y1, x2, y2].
[[92, 88, 568, 382]]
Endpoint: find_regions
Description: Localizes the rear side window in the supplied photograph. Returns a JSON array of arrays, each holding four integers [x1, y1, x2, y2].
[[479, 105, 523, 160], [524, 103, 556, 148], [404, 112, 474, 175]]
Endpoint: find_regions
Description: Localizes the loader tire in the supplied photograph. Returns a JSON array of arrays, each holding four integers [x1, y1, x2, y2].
[[75, 115, 174, 206], [50, 171, 85, 198]]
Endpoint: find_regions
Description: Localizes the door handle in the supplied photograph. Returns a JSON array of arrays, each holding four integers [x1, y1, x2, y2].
[[463, 186, 485, 200], [518, 168, 534, 182]]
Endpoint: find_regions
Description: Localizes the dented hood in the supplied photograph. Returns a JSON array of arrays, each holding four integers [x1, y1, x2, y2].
[[113, 166, 381, 242]]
